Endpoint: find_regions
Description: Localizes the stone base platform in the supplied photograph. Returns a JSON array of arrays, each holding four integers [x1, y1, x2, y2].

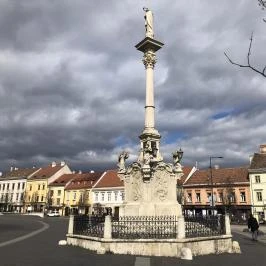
[[66, 234, 236, 258]]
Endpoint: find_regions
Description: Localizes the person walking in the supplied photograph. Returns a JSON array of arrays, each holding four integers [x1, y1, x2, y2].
[[248, 213, 259, 241]]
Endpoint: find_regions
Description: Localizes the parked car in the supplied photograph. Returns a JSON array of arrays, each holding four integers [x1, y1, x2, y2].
[[47, 210, 60, 217]]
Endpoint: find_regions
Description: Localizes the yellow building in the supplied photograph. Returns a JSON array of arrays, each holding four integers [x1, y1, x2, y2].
[[249, 144, 266, 223], [64, 172, 104, 215], [24, 161, 71, 213], [48, 173, 78, 216]]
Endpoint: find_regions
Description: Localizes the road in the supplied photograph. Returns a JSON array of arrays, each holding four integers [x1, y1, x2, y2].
[[0, 215, 265, 266]]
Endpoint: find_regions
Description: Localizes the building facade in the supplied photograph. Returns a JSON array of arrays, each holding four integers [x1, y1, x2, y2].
[[92, 170, 124, 217], [24, 161, 71, 212], [249, 144, 266, 223], [0, 167, 39, 212], [182, 166, 251, 220], [64, 172, 104, 215]]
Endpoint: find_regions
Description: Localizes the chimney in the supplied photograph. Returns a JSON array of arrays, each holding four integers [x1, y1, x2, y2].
[[72, 170, 76, 174], [60, 161, 65, 166], [14, 167, 18, 170], [51, 161, 56, 167], [0, 172, 2, 177], [10, 166, 14, 172], [259, 144, 266, 153], [90, 170, 95, 173], [214, 165, 219, 170], [78, 170, 82, 174]]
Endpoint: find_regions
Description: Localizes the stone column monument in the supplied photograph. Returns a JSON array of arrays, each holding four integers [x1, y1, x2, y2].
[[118, 8, 183, 217]]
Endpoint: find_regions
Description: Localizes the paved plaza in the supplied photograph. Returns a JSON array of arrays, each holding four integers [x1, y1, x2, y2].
[[0, 215, 265, 266]]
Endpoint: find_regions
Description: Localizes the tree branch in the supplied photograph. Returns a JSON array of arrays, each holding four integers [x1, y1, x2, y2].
[[224, 33, 266, 78]]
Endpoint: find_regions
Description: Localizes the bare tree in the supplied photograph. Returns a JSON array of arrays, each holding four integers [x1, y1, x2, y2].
[[224, 33, 266, 78], [224, 1, 266, 78]]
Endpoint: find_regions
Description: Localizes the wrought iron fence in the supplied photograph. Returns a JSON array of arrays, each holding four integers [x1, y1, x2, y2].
[[184, 214, 225, 238], [73, 215, 105, 237], [112, 215, 177, 239]]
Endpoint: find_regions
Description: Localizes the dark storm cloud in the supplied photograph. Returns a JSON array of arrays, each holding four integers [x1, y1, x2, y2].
[[0, 0, 265, 172]]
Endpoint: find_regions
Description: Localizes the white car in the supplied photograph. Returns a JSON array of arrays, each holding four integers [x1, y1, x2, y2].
[[47, 210, 60, 217]]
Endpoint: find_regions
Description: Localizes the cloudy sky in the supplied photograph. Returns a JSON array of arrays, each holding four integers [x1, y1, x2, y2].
[[0, 0, 265, 172]]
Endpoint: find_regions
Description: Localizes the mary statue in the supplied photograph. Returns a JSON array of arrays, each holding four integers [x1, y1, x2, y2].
[[143, 7, 154, 38]]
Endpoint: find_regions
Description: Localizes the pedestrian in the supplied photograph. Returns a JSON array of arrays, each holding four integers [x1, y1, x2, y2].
[[248, 214, 259, 241]]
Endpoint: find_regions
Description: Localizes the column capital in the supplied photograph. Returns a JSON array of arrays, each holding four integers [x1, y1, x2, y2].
[[142, 50, 156, 69]]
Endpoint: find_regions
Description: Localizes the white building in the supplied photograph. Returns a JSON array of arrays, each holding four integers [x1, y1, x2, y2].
[[0, 167, 39, 212], [91, 170, 124, 217], [249, 144, 266, 223]]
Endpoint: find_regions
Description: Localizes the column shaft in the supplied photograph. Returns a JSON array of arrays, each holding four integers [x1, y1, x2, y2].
[[145, 66, 155, 129]]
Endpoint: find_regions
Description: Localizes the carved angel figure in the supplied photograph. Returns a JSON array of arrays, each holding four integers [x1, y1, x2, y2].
[[173, 149, 183, 172], [143, 7, 154, 38], [117, 151, 129, 172]]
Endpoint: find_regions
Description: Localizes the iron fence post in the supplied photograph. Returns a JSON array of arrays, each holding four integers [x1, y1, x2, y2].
[[104, 215, 112, 239], [68, 215, 74, 235], [177, 216, 185, 239], [225, 214, 231, 235]]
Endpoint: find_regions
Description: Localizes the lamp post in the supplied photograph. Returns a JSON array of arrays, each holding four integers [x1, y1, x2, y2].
[[209, 156, 223, 215]]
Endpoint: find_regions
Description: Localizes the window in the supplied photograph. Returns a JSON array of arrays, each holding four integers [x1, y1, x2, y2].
[[101, 192, 105, 201], [107, 192, 111, 202], [29, 185, 32, 191], [3, 184, 5, 190], [12, 183, 15, 190], [114, 191, 118, 201], [7, 184, 9, 190], [207, 192, 211, 202], [16, 193, 19, 201], [95, 192, 99, 202], [240, 192, 246, 202], [56, 198, 60, 205], [255, 175, 261, 183], [121, 191, 125, 201], [21, 193, 24, 201], [73, 192, 77, 201], [41, 196, 44, 202], [22, 183, 25, 190], [196, 192, 201, 202], [66, 192, 69, 201], [0, 184, 1, 191], [36, 196, 39, 202], [42, 184, 45, 190], [218, 192, 223, 202], [257, 192, 262, 202], [38, 184, 41, 190], [57, 190, 61, 196], [17, 183, 20, 190], [230, 192, 236, 203], [187, 192, 192, 203]]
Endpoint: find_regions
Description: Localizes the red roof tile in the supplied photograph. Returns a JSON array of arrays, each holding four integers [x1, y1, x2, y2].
[[250, 153, 266, 169], [183, 167, 249, 186], [1, 168, 40, 179], [29, 164, 64, 180], [49, 174, 78, 187], [65, 172, 104, 190], [93, 170, 123, 188]]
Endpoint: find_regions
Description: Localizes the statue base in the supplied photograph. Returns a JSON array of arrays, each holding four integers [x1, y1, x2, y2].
[[118, 161, 183, 217]]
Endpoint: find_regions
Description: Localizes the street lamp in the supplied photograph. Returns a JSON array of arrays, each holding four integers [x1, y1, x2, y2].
[[209, 156, 223, 215]]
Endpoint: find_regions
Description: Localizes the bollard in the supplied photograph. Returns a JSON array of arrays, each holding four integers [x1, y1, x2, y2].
[[68, 215, 74, 235], [225, 214, 231, 235], [177, 216, 186, 239], [104, 215, 112, 239]]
